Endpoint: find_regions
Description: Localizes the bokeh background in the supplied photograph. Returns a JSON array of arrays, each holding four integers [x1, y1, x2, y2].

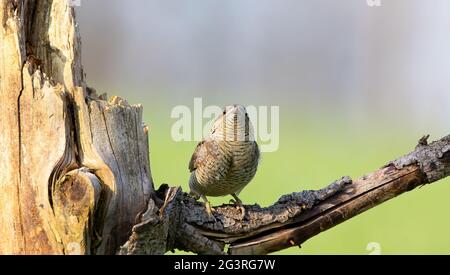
[[76, 0, 450, 254]]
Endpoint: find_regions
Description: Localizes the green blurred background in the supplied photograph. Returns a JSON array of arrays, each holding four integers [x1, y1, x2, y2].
[[76, 0, 450, 254]]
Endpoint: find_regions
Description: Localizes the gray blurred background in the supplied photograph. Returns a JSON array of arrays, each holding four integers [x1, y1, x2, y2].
[[77, 0, 449, 129]]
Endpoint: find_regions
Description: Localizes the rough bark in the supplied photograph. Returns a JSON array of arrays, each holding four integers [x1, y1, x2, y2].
[[120, 135, 450, 255], [1, 1, 449, 255]]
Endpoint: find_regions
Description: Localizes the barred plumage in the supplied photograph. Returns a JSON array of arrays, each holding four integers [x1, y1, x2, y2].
[[188, 105, 260, 217]]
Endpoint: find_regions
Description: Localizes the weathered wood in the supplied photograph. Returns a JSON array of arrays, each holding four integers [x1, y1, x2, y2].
[[0, 0, 27, 255], [53, 168, 102, 255], [227, 165, 423, 254], [79, 91, 153, 253], [0, 0, 153, 255]]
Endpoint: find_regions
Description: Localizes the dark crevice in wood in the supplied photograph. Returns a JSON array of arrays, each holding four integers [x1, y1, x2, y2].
[[48, 95, 80, 211], [16, 61, 26, 253]]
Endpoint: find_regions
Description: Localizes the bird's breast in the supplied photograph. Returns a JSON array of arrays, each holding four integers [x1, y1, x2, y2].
[[190, 141, 259, 197]]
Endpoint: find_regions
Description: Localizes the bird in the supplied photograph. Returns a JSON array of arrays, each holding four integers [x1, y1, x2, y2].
[[188, 104, 260, 219]]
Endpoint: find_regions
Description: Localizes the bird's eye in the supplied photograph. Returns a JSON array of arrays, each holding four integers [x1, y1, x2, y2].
[[222, 110, 226, 115]]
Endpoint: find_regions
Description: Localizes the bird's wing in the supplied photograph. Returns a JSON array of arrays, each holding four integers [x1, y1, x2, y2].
[[189, 139, 232, 182], [189, 140, 206, 172], [189, 139, 222, 172]]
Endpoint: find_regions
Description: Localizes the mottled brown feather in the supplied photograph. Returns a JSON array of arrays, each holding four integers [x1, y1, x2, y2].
[[189, 140, 205, 172]]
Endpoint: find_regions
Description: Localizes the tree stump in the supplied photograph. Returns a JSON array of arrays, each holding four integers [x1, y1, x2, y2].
[[0, 0, 152, 254]]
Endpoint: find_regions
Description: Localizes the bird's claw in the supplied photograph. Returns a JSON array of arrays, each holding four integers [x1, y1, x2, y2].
[[230, 197, 246, 220], [205, 201, 217, 221], [237, 205, 246, 220]]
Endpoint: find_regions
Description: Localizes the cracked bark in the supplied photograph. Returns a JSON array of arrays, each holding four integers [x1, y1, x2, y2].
[[119, 135, 450, 255], [1, 1, 450, 255]]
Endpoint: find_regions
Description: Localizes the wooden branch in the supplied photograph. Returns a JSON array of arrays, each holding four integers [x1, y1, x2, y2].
[[120, 134, 450, 255]]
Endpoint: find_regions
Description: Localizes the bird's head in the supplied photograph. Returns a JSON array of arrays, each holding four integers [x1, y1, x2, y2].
[[210, 104, 255, 142]]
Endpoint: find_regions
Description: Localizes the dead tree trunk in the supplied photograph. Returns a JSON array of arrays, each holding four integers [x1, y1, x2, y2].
[[1, 1, 449, 255], [0, 0, 152, 254]]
